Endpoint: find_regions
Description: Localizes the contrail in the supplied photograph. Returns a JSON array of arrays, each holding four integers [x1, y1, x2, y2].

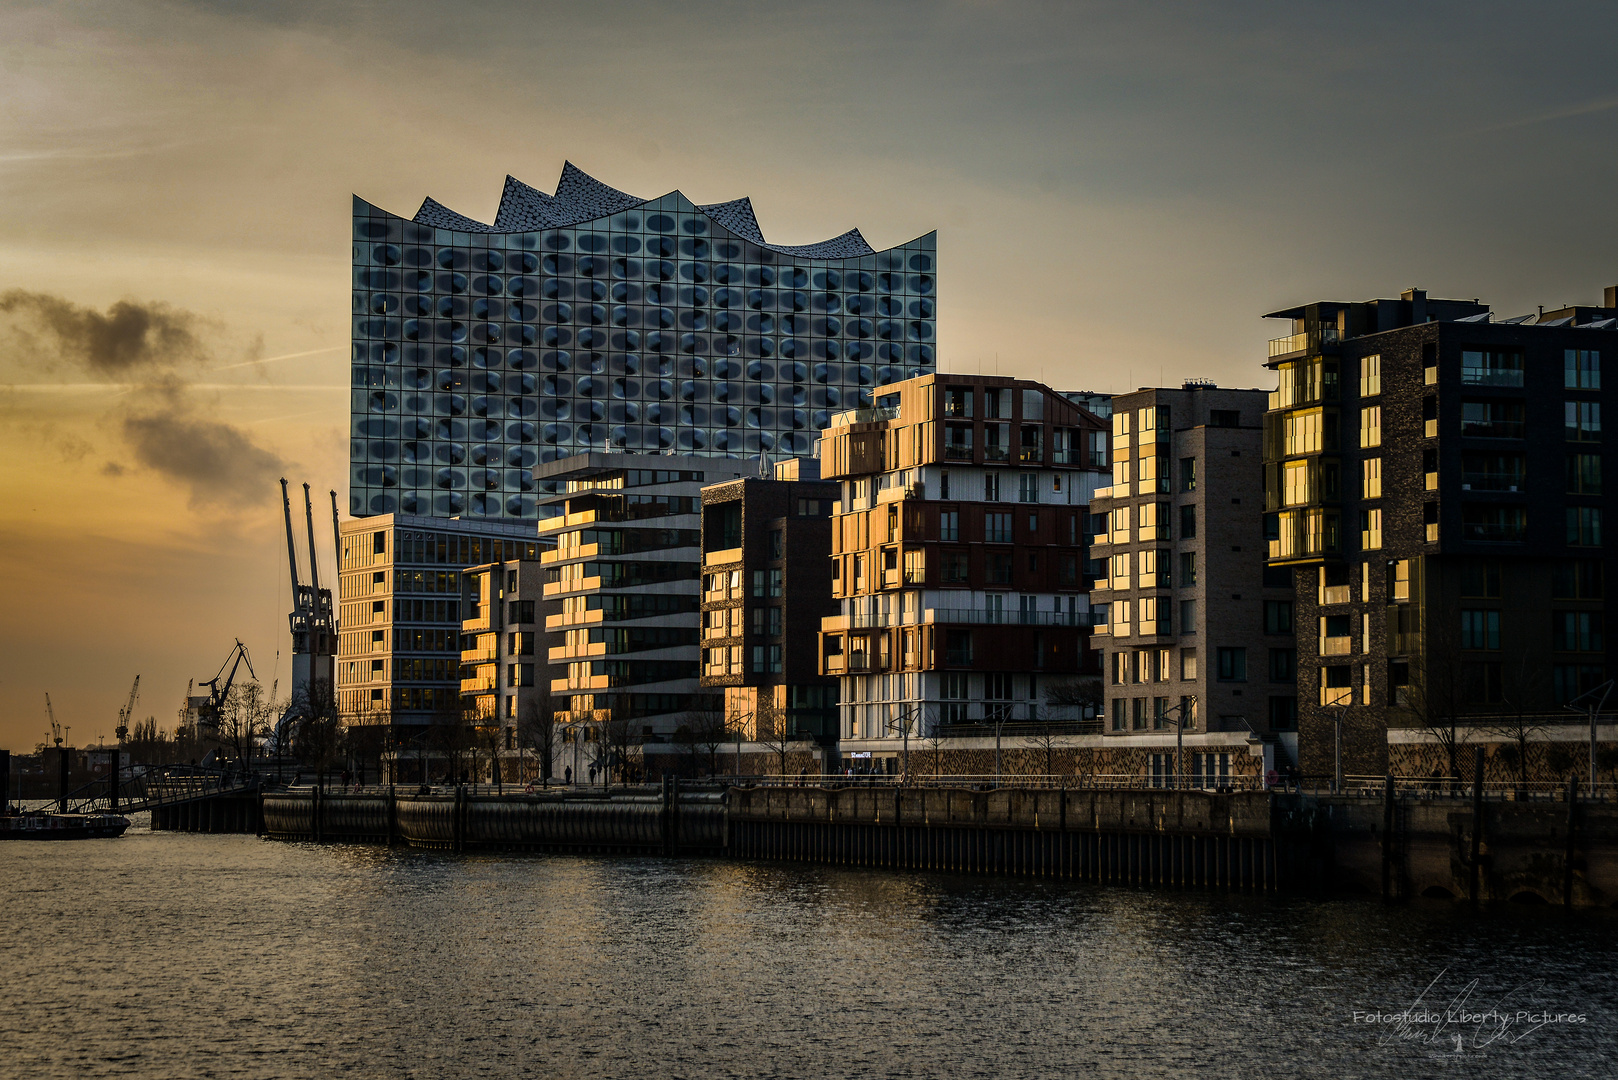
[[211, 345, 344, 372]]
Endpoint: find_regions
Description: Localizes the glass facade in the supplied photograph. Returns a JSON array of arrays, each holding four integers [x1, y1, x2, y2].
[[351, 164, 938, 519]]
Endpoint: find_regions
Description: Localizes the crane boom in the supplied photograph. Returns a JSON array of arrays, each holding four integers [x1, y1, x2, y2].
[[117, 675, 140, 741], [280, 478, 302, 603], [46, 693, 61, 746], [302, 483, 322, 661], [329, 489, 342, 586]]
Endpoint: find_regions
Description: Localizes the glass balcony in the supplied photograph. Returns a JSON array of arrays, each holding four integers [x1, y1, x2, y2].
[[1319, 636, 1353, 656]]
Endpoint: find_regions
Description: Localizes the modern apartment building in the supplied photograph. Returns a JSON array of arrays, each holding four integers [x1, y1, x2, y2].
[[335, 514, 546, 750], [1262, 286, 1618, 777], [817, 374, 1110, 767], [1088, 383, 1293, 785], [459, 558, 548, 753], [536, 452, 746, 739], [699, 459, 841, 742], [351, 163, 937, 520]]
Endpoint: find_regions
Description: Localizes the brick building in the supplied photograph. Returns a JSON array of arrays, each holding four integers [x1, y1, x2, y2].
[[699, 459, 841, 744], [1263, 286, 1618, 779], [1088, 383, 1292, 786], [817, 374, 1110, 769]]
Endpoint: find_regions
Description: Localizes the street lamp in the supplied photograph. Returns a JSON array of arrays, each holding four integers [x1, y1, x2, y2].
[[1161, 696, 1197, 790], [1563, 679, 1614, 791]]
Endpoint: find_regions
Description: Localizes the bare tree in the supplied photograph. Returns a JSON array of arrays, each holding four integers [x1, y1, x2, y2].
[[691, 705, 728, 777], [1023, 715, 1063, 779], [1487, 649, 1553, 794], [753, 694, 805, 779], [425, 695, 475, 785], [1045, 676, 1103, 725], [601, 700, 642, 788], [292, 678, 344, 789], [1398, 614, 1472, 788], [518, 696, 559, 786]]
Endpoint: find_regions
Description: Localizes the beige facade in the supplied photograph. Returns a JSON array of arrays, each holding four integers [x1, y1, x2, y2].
[[1088, 383, 1292, 784], [459, 559, 548, 753]]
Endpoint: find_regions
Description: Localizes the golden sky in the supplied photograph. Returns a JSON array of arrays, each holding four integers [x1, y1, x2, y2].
[[3, 0, 1616, 751]]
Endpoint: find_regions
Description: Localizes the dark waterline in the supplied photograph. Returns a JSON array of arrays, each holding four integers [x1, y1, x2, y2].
[[3, 819, 1616, 1079]]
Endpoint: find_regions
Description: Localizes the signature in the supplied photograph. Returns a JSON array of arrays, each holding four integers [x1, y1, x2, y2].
[[1351, 968, 1589, 1052]]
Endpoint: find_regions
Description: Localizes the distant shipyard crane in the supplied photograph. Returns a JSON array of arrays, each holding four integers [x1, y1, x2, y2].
[[196, 640, 255, 733], [270, 478, 338, 753], [116, 675, 140, 742]]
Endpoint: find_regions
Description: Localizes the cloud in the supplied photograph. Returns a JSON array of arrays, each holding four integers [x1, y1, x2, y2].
[[0, 289, 214, 373], [0, 290, 286, 506]]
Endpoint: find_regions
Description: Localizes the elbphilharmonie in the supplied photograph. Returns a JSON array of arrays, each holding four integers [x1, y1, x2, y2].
[[350, 163, 937, 519]]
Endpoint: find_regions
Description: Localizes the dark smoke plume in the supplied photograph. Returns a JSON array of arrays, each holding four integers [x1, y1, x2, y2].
[[0, 290, 286, 507]]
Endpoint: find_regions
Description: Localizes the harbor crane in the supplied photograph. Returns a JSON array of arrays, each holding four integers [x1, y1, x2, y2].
[[270, 478, 337, 753], [197, 640, 255, 733], [116, 675, 140, 742], [46, 693, 62, 747]]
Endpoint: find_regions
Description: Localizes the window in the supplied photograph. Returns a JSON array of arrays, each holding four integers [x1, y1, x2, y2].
[[769, 530, 783, 560], [1178, 551, 1197, 586], [1462, 504, 1527, 543], [1283, 408, 1327, 454], [1113, 599, 1132, 637], [1180, 648, 1198, 680], [1216, 647, 1247, 682], [984, 473, 1000, 501], [985, 512, 1012, 543], [939, 471, 950, 499], [1110, 505, 1131, 544], [1361, 507, 1382, 550], [1137, 502, 1171, 541], [1362, 457, 1382, 499], [1460, 610, 1500, 650], [1018, 473, 1040, 503], [1567, 401, 1602, 441], [1139, 597, 1170, 635], [1461, 560, 1502, 598], [1179, 599, 1196, 635], [1565, 349, 1601, 390], [1192, 752, 1232, 788], [1554, 611, 1603, 652], [1321, 664, 1353, 706], [752, 569, 767, 598], [1568, 454, 1602, 495], [1268, 696, 1298, 731], [989, 553, 1013, 584], [1210, 409, 1239, 428], [1461, 400, 1524, 438], [1180, 457, 1197, 491], [1359, 354, 1381, 397], [1460, 349, 1524, 387], [1264, 600, 1293, 635], [1179, 504, 1196, 539], [1555, 664, 1606, 705], [1111, 698, 1126, 731], [1568, 507, 1603, 546], [1461, 452, 1524, 491], [1138, 549, 1170, 589], [1553, 559, 1603, 600], [940, 509, 959, 542], [1269, 648, 1295, 683], [943, 385, 973, 418], [769, 569, 783, 598], [373, 531, 387, 555], [1359, 406, 1382, 448]]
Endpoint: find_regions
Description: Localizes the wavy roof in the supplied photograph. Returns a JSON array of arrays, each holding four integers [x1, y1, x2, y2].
[[399, 161, 893, 259]]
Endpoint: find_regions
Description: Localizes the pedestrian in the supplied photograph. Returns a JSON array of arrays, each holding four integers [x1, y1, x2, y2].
[[565, 765, 573, 785]]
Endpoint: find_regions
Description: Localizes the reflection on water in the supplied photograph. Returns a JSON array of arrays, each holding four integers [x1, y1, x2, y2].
[[3, 821, 1616, 1079]]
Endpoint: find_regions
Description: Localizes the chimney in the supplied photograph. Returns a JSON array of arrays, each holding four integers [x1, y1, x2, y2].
[[1401, 288, 1427, 324], [1606, 285, 1617, 309]]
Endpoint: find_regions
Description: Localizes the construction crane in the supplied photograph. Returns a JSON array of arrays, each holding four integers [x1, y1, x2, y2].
[[116, 675, 140, 742], [270, 478, 335, 755], [46, 693, 62, 747], [197, 640, 255, 732]]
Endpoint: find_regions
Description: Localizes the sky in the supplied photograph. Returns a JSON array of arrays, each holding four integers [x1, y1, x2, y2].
[[2, 0, 1616, 752]]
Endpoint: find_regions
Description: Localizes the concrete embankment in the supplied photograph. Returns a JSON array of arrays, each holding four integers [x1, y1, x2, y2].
[[261, 782, 726, 854]]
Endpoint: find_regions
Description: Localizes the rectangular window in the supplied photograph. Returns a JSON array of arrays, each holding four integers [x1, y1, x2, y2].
[[1179, 599, 1196, 635], [1269, 648, 1295, 683], [1019, 473, 1040, 503], [1361, 507, 1383, 550], [1565, 349, 1601, 390], [1553, 559, 1603, 600], [1461, 400, 1525, 438], [1180, 648, 1198, 680], [768, 569, 783, 598], [1110, 505, 1132, 544], [1568, 454, 1602, 495], [1553, 611, 1604, 652], [1268, 696, 1298, 731], [1461, 349, 1525, 387], [1321, 664, 1353, 706], [1178, 504, 1196, 539], [1178, 551, 1197, 586], [940, 509, 959, 542], [1461, 560, 1502, 598], [1567, 401, 1602, 441], [1462, 504, 1527, 543], [1209, 409, 1240, 428], [1136, 502, 1172, 541], [1461, 452, 1525, 491], [1359, 406, 1382, 448], [984, 472, 1000, 501], [941, 552, 968, 583], [1554, 664, 1606, 705], [1359, 354, 1381, 397], [1568, 506, 1603, 547], [1180, 457, 1197, 491], [985, 512, 1013, 544], [1459, 610, 1501, 650], [1264, 600, 1293, 635], [989, 553, 1013, 584], [1283, 408, 1326, 455], [1362, 457, 1382, 499], [1113, 600, 1132, 637], [1216, 647, 1247, 682], [1111, 698, 1126, 731]]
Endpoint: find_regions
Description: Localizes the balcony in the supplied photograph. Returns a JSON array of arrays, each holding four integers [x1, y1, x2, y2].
[[943, 444, 974, 461], [1320, 685, 1353, 706], [1462, 521, 1523, 543], [925, 608, 1101, 627], [983, 446, 1010, 463], [1019, 446, 1044, 463], [1319, 585, 1351, 605], [1268, 326, 1340, 359], [460, 648, 498, 664], [1460, 420, 1524, 439], [461, 676, 497, 693], [1319, 636, 1353, 657]]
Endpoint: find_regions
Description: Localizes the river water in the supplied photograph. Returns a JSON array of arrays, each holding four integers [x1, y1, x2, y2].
[[3, 819, 1615, 1079]]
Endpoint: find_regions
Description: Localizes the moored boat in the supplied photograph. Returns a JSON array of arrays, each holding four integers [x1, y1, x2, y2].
[[0, 810, 130, 840]]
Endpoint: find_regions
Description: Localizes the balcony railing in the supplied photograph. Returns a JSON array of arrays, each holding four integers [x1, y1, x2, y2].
[[943, 444, 973, 461], [1460, 421, 1524, 439], [1320, 636, 1353, 656], [1462, 522, 1523, 542], [1319, 585, 1351, 605], [927, 608, 1102, 627]]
